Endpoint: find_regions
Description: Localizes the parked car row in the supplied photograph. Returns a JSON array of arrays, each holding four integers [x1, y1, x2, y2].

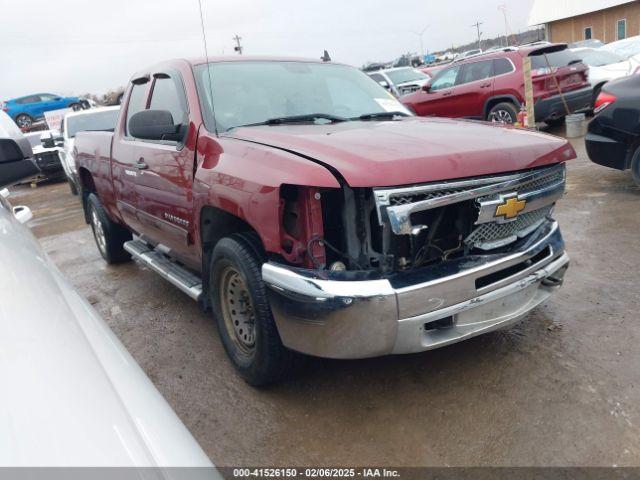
[[402, 43, 592, 126]]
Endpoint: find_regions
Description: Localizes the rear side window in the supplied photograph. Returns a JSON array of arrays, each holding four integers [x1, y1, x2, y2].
[[125, 83, 148, 137], [17, 95, 40, 104], [149, 75, 188, 126], [530, 50, 582, 69], [494, 58, 514, 75], [458, 60, 493, 85]]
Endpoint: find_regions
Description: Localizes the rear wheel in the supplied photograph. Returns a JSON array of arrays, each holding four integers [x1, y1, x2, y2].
[[87, 193, 131, 264], [210, 233, 297, 386], [487, 102, 517, 124], [15, 114, 33, 129]]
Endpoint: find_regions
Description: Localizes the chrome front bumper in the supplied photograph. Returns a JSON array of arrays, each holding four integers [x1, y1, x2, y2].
[[262, 221, 569, 359]]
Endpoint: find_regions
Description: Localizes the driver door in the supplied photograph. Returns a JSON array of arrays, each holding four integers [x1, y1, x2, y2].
[[133, 71, 198, 269]]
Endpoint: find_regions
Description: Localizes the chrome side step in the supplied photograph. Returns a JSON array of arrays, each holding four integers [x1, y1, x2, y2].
[[124, 239, 203, 301]]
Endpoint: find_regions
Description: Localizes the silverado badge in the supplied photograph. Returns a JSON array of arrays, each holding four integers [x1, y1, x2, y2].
[[495, 196, 526, 220]]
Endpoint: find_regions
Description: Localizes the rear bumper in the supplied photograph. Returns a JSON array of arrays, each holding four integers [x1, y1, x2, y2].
[[263, 221, 569, 359], [534, 87, 593, 122], [585, 131, 631, 171]]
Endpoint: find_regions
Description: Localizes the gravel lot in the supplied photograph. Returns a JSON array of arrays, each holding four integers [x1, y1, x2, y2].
[[9, 129, 640, 467]]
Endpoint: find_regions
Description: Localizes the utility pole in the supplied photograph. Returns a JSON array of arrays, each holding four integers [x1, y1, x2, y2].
[[233, 34, 243, 55], [471, 21, 483, 50]]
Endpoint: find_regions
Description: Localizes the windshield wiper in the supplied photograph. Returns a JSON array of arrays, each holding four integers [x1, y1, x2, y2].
[[229, 113, 348, 130], [355, 111, 410, 121]]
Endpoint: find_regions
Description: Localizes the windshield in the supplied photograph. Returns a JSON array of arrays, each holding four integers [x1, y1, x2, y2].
[[66, 109, 119, 138], [602, 36, 640, 59], [194, 61, 411, 131], [385, 68, 428, 84], [575, 49, 625, 66]]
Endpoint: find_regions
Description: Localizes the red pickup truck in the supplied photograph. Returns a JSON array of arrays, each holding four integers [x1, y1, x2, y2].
[[76, 57, 574, 385]]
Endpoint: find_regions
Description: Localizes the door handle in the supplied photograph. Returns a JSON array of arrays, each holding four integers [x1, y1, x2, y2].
[[442, 92, 452, 97], [135, 158, 148, 170]]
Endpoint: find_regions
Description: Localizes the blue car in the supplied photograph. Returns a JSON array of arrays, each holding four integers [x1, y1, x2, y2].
[[1, 93, 84, 129]]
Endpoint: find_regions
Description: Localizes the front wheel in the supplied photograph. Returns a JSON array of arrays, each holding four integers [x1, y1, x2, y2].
[[210, 233, 297, 386], [87, 193, 131, 264], [69, 103, 82, 111], [487, 102, 517, 124]]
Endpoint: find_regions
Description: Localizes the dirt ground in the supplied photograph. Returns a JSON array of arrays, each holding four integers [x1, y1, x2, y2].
[[8, 129, 640, 467]]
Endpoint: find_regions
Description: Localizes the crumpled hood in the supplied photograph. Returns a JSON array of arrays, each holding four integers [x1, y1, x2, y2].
[[224, 117, 576, 187]]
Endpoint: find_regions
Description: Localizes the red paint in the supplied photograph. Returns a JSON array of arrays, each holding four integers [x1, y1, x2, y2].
[[76, 57, 576, 271], [403, 46, 590, 120]]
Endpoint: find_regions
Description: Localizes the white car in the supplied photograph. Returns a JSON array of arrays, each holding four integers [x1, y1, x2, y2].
[[0, 117, 220, 474], [368, 67, 431, 97], [572, 47, 640, 97], [601, 34, 640, 60], [61, 106, 120, 195], [453, 48, 482, 62]]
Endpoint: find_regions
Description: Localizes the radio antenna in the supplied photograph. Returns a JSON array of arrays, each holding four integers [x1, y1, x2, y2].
[[197, 0, 218, 134]]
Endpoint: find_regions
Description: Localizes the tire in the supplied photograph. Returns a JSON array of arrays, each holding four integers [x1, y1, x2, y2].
[[209, 233, 297, 386], [87, 193, 131, 264], [68, 178, 78, 196], [69, 103, 82, 111], [487, 102, 518, 124], [546, 117, 565, 127], [631, 148, 640, 187], [15, 114, 33, 129]]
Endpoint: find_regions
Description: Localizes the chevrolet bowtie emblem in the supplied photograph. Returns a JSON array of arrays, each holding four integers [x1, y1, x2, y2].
[[495, 196, 526, 220]]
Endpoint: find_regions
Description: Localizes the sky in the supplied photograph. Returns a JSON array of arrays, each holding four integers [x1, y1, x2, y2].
[[0, 0, 536, 99]]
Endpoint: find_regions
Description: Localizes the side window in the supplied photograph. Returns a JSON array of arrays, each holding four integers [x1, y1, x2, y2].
[[39, 94, 56, 101], [493, 58, 514, 76], [18, 95, 40, 104], [125, 83, 148, 137], [149, 75, 188, 127], [458, 60, 493, 85], [369, 73, 385, 83], [430, 66, 460, 91]]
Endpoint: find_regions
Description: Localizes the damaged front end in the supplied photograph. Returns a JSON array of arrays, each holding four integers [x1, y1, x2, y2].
[[264, 163, 570, 359]]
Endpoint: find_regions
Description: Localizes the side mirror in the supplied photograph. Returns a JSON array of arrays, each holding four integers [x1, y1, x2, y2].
[[129, 110, 184, 142], [378, 80, 391, 90], [40, 132, 56, 149], [422, 82, 432, 93]]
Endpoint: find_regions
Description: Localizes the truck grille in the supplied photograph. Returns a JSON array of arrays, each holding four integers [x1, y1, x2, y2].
[[374, 163, 566, 256], [465, 205, 553, 250], [384, 164, 565, 208]]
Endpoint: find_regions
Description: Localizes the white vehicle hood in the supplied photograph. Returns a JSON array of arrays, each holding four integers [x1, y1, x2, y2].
[[0, 200, 218, 471]]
